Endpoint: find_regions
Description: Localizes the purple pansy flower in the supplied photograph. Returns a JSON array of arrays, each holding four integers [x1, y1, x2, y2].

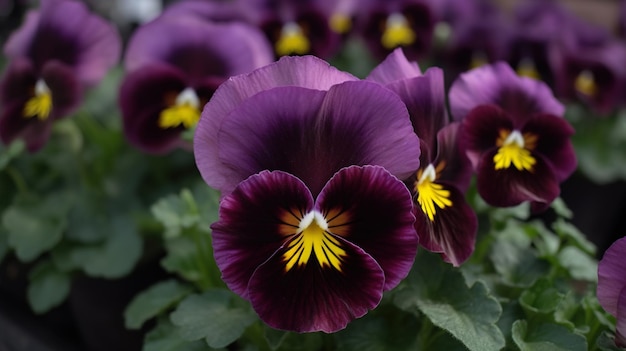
[[119, 15, 274, 154], [0, 0, 121, 151], [449, 62, 577, 211], [237, 0, 342, 59], [158, 0, 245, 23], [354, 0, 436, 60], [368, 49, 477, 266], [195, 56, 421, 332], [598, 236, 626, 347]]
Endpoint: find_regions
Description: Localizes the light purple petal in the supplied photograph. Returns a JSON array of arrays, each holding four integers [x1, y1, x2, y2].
[[449, 62, 564, 125], [210, 170, 314, 299], [366, 47, 422, 85], [200, 80, 421, 196], [617, 288, 626, 347], [316, 165, 417, 291], [598, 237, 626, 317]]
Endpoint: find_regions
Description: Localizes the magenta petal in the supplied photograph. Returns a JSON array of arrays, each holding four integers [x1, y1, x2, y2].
[[317, 165, 417, 291], [449, 62, 564, 125], [522, 113, 576, 182], [598, 237, 626, 317], [415, 183, 477, 266], [211, 170, 314, 299], [476, 150, 559, 208], [248, 235, 384, 333], [366, 48, 422, 84]]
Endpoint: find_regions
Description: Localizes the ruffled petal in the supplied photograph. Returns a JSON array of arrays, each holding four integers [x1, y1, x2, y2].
[[210, 170, 314, 299], [616, 287, 626, 347], [119, 62, 188, 154], [248, 235, 384, 333], [316, 165, 417, 290], [449, 62, 564, 125], [434, 122, 473, 191], [598, 237, 626, 317], [414, 182, 477, 266], [476, 149, 559, 208], [125, 16, 273, 81], [366, 47, 422, 84], [522, 113, 576, 182], [204, 81, 420, 196]]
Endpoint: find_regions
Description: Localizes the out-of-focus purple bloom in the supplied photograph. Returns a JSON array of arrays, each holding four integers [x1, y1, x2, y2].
[[449, 62, 577, 212], [159, 0, 245, 23], [0, 0, 121, 152], [619, 0, 626, 39], [598, 236, 626, 347], [237, 0, 342, 59], [196, 56, 421, 332], [368, 49, 477, 266], [119, 15, 274, 154], [354, 0, 436, 60], [194, 55, 422, 196]]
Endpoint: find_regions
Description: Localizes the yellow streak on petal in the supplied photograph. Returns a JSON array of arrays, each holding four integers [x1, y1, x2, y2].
[[415, 164, 452, 222], [381, 13, 416, 49], [275, 22, 311, 56], [575, 70, 597, 97], [282, 211, 347, 272], [23, 81, 52, 120]]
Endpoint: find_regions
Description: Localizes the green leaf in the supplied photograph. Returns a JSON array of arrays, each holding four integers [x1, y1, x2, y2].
[[264, 326, 324, 351], [552, 219, 596, 256], [556, 246, 598, 282], [550, 197, 573, 219], [596, 331, 623, 351], [125, 280, 193, 330], [512, 320, 587, 351], [394, 251, 505, 351], [3, 192, 72, 262], [170, 290, 257, 349], [519, 279, 564, 315], [70, 216, 142, 278], [27, 260, 71, 314], [0, 139, 25, 170], [151, 190, 199, 238], [144, 317, 217, 351]]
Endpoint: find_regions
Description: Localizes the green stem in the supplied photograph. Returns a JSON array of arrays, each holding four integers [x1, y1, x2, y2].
[[190, 227, 213, 290]]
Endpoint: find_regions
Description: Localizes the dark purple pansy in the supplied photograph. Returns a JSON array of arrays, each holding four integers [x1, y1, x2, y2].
[[0, 0, 120, 151], [368, 49, 477, 266], [237, 0, 342, 59], [598, 236, 626, 347], [119, 15, 274, 154], [194, 55, 421, 196], [449, 62, 577, 211], [354, 0, 436, 60], [211, 165, 417, 332]]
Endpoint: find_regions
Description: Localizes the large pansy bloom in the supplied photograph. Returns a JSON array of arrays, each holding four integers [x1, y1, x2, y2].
[[195, 56, 421, 332], [194, 55, 421, 196], [212, 166, 417, 332], [120, 16, 273, 154], [355, 0, 436, 60], [368, 49, 477, 266], [237, 0, 342, 59], [598, 236, 626, 347], [449, 62, 577, 211], [0, 0, 120, 151]]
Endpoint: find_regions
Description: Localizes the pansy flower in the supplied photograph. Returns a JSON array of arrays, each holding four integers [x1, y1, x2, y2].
[[597, 236, 626, 347], [195, 56, 422, 332], [367, 49, 477, 266], [237, 0, 342, 59], [449, 62, 577, 211], [354, 0, 436, 60], [119, 15, 274, 154], [0, 0, 121, 151]]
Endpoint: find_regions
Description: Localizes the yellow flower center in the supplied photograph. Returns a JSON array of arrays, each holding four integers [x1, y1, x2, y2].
[[574, 69, 597, 97], [275, 22, 311, 56], [329, 13, 352, 34], [281, 210, 347, 272], [516, 57, 541, 80], [158, 87, 200, 129], [415, 163, 452, 222], [23, 80, 52, 121], [381, 13, 416, 49], [493, 130, 537, 171]]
